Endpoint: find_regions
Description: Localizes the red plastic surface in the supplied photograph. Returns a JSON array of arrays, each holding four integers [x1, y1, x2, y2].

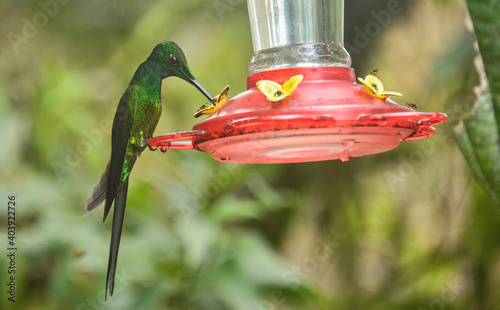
[[149, 67, 447, 163]]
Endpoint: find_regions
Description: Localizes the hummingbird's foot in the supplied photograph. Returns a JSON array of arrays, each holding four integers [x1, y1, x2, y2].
[[140, 138, 150, 148], [147, 141, 169, 151], [160, 142, 171, 153]]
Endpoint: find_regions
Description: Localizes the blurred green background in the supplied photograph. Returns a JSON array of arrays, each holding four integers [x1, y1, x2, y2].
[[1, 0, 499, 309]]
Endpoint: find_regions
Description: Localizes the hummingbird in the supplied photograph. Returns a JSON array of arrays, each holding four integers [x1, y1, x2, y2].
[[82, 41, 213, 299]]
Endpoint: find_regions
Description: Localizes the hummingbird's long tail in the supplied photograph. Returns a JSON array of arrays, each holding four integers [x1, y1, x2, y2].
[[83, 161, 110, 216], [105, 178, 129, 299]]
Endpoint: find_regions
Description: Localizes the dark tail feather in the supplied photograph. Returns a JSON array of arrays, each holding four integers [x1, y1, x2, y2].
[[83, 161, 110, 217], [105, 179, 129, 300]]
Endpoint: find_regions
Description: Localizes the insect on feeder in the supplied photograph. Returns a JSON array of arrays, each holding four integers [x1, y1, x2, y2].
[[148, 0, 447, 163]]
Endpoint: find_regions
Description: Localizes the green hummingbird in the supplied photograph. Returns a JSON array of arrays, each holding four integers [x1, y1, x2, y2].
[[82, 41, 213, 299]]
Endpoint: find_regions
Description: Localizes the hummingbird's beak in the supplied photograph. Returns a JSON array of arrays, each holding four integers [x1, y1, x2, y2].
[[190, 79, 213, 102]]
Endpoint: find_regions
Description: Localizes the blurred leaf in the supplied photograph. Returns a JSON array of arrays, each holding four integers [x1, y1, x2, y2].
[[455, 1, 500, 203], [466, 0, 500, 99], [455, 87, 500, 202]]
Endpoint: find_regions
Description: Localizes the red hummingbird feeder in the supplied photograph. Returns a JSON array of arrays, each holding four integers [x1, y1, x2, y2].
[[149, 0, 446, 163]]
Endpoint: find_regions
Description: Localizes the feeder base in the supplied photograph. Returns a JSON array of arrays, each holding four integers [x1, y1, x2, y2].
[[197, 127, 413, 163]]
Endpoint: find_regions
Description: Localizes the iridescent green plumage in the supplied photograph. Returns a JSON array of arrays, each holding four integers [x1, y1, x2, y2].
[[83, 41, 213, 299]]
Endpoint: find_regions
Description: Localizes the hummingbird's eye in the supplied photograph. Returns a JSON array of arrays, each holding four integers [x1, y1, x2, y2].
[[169, 54, 178, 66]]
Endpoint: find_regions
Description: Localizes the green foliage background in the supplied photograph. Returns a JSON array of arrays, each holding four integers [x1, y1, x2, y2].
[[1, 0, 499, 309]]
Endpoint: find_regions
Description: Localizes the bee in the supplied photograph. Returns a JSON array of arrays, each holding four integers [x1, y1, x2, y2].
[[403, 102, 418, 110], [256, 74, 304, 102], [358, 69, 402, 99]]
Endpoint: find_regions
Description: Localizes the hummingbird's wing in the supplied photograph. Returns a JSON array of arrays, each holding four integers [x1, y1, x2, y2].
[[103, 87, 137, 299], [103, 88, 137, 221]]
